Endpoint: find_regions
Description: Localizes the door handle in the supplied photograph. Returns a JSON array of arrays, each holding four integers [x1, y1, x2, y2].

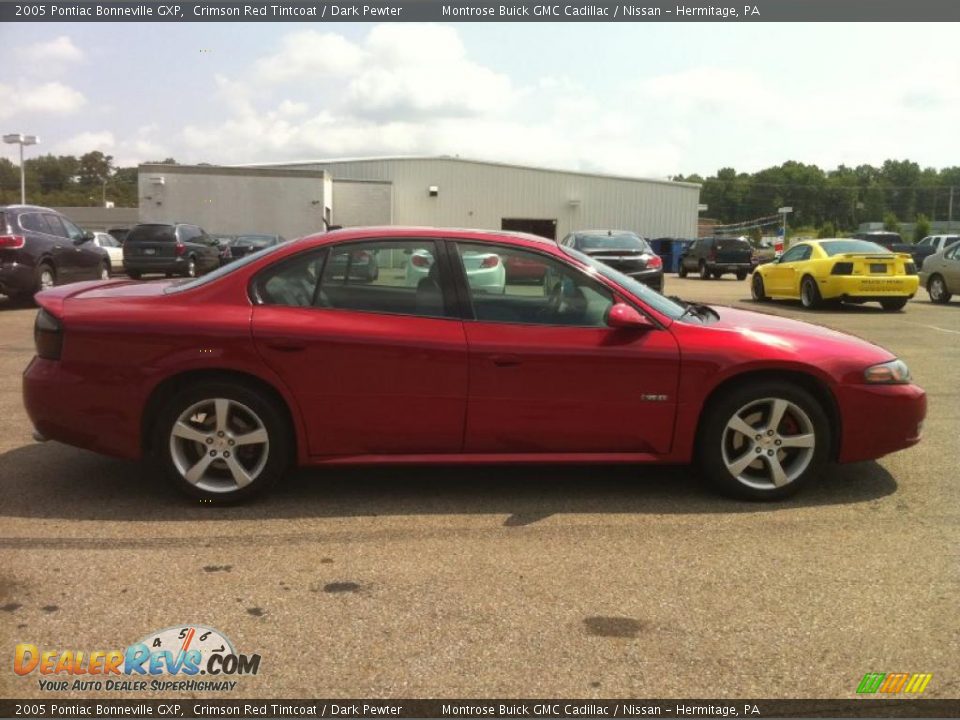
[[264, 339, 306, 352], [491, 354, 521, 367]]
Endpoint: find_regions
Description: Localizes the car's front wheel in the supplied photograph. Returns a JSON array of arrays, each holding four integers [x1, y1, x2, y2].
[[751, 273, 768, 301], [99, 262, 111, 280], [678, 261, 688, 278], [153, 381, 291, 502], [928, 274, 952, 304], [699, 261, 710, 280], [698, 382, 829, 500]]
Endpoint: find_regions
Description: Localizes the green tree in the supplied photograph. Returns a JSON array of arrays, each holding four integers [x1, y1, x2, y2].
[[818, 221, 836, 238], [78, 151, 114, 187], [913, 214, 931, 243], [883, 212, 901, 233]]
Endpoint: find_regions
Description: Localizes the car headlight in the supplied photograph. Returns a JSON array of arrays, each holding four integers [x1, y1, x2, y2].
[[864, 358, 912, 384]]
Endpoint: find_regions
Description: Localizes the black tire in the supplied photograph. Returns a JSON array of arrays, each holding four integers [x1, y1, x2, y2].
[[927, 274, 952, 304], [36, 262, 56, 293], [800, 275, 822, 309], [712, 271, 723, 279], [152, 380, 292, 503], [697, 380, 830, 501], [699, 261, 710, 280], [128, 270, 142, 280], [751, 273, 768, 301], [736, 271, 748, 281], [183, 256, 198, 278], [880, 298, 908, 312], [678, 261, 688, 278]]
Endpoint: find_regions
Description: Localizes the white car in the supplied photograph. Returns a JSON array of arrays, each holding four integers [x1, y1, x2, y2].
[[405, 248, 506, 293], [92, 231, 124, 274]]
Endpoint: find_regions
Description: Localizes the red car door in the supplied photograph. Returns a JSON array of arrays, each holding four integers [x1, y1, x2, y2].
[[453, 242, 681, 455], [250, 240, 468, 457]]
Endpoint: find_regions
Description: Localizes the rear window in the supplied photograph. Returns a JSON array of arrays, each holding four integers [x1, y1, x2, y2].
[[715, 238, 750, 251], [578, 233, 647, 250], [820, 240, 889, 256], [127, 225, 176, 243], [234, 235, 276, 248]]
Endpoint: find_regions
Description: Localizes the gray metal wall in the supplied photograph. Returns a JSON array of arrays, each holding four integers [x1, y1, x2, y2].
[[331, 179, 393, 227], [268, 157, 700, 240], [138, 165, 331, 239]]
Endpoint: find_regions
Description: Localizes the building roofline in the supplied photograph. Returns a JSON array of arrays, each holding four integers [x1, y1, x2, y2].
[[232, 155, 701, 189]]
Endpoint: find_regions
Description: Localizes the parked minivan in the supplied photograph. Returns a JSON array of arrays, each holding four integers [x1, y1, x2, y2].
[[122, 223, 220, 279], [0, 205, 110, 299]]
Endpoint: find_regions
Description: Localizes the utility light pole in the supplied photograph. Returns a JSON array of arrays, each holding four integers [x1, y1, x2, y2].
[[3, 133, 39, 205]]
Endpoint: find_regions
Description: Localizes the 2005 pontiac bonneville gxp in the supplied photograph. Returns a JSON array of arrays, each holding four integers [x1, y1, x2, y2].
[[24, 227, 926, 503]]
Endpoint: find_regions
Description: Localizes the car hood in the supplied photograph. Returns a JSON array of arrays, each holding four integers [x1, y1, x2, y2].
[[674, 304, 896, 376]]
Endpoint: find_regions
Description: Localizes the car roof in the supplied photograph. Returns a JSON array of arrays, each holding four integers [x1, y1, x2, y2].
[[0, 204, 57, 213], [574, 229, 641, 236], [306, 226, 559, 248]]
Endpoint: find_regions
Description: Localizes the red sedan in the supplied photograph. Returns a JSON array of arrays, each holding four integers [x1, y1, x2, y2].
[[23, 227, 926, 503]]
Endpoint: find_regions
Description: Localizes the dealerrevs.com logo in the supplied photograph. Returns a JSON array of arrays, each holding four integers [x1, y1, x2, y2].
[[14, 625, 261, 692]]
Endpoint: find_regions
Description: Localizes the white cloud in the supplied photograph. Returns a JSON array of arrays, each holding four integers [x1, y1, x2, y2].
[[24, 35, 84, 64], [53, 131, 115, 156], [0, 81, 86, 119]]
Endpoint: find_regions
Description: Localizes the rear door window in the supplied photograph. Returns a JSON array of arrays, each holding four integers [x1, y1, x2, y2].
[[19, 213, 47, 234]]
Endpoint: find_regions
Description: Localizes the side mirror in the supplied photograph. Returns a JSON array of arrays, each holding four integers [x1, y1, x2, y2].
[[606, 303, 654, 330]]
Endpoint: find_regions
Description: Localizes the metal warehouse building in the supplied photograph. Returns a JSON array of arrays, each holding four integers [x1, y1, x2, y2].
[[138, 156, 700, 241]]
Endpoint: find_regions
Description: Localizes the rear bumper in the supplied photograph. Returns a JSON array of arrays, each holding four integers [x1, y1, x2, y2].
[[819, 275, 919, 299], [707, 262, 752, 274], [0, 263, 36, 296], [836, 383, 926, 463], [623, 268, 663, 292], [23, 356, 141, 459], [123, 256, 190, 274]]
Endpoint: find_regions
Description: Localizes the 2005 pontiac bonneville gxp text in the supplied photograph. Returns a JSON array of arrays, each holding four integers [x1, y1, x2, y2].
[[23, 227, 926, 502]]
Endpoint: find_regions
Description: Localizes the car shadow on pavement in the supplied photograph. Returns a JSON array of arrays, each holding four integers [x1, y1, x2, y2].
[[739, 297, 901, 315], [0, 441, 897, 525]]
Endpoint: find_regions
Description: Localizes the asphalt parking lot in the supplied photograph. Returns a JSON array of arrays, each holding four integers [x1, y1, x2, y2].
[[1, 277, 958, 700]]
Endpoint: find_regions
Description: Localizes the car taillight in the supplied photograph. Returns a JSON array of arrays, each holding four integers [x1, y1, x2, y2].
[[34, 309, 63, 361], [905, 262, 917, 275], [480, 255, 500, 269], [831, 262, 854, 275], [174, 242, 186, 256], [411, 254, 431, 268], [354, 251, 371, 262], [645, 254, 663, 269], [0, 234, 26, 249]]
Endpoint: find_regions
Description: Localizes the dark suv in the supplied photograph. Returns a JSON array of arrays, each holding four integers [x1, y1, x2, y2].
[[0, 205, 110, 299], [678, 236, 753, 280], [123, 223, 220, 279]]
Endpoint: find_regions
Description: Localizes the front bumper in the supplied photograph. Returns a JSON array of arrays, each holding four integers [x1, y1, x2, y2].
[[819, 275, 919, 299], [836, 382, 926, 463]]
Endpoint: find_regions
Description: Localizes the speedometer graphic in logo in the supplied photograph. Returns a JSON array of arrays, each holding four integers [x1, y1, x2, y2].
[[137, 625, 234, 666]]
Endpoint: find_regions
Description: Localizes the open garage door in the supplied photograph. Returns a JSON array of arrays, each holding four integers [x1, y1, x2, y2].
[[501, 218, 557, 240]]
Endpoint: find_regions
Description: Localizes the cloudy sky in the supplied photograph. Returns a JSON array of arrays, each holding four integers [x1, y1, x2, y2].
[[1, 22, 957, 177]]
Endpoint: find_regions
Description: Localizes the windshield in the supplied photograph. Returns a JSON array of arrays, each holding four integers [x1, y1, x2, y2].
[[164, 241, 290, 294], [820, 240, 890, 256], [578, 233, 646, 250], [561, 246, 686, 321]]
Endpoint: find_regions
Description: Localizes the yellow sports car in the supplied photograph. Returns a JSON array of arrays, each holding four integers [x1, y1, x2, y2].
[[751, 238, 919, 311]]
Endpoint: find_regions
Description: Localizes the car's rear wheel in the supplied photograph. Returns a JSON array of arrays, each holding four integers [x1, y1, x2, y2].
[[800, 275, 822, 309], [928, 274, 952, 304], [37, 263, 56, 293], [128, 270, 142, 280], [184, 256, 198, 278], [699, 261, 710, 280], [880, 298, 908, 312], [678, 261, 688, 278], [751, 273, 768, 301], [698, 382, 829, 500], [154, 381, 291, 502], [736, 270, 748, 281]]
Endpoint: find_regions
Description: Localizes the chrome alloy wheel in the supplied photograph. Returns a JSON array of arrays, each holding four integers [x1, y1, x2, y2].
[[40, 268, 55, 290], [930, 276, 946, 301], [169, 398, 269, 494], [721, 397, 816, 490]]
